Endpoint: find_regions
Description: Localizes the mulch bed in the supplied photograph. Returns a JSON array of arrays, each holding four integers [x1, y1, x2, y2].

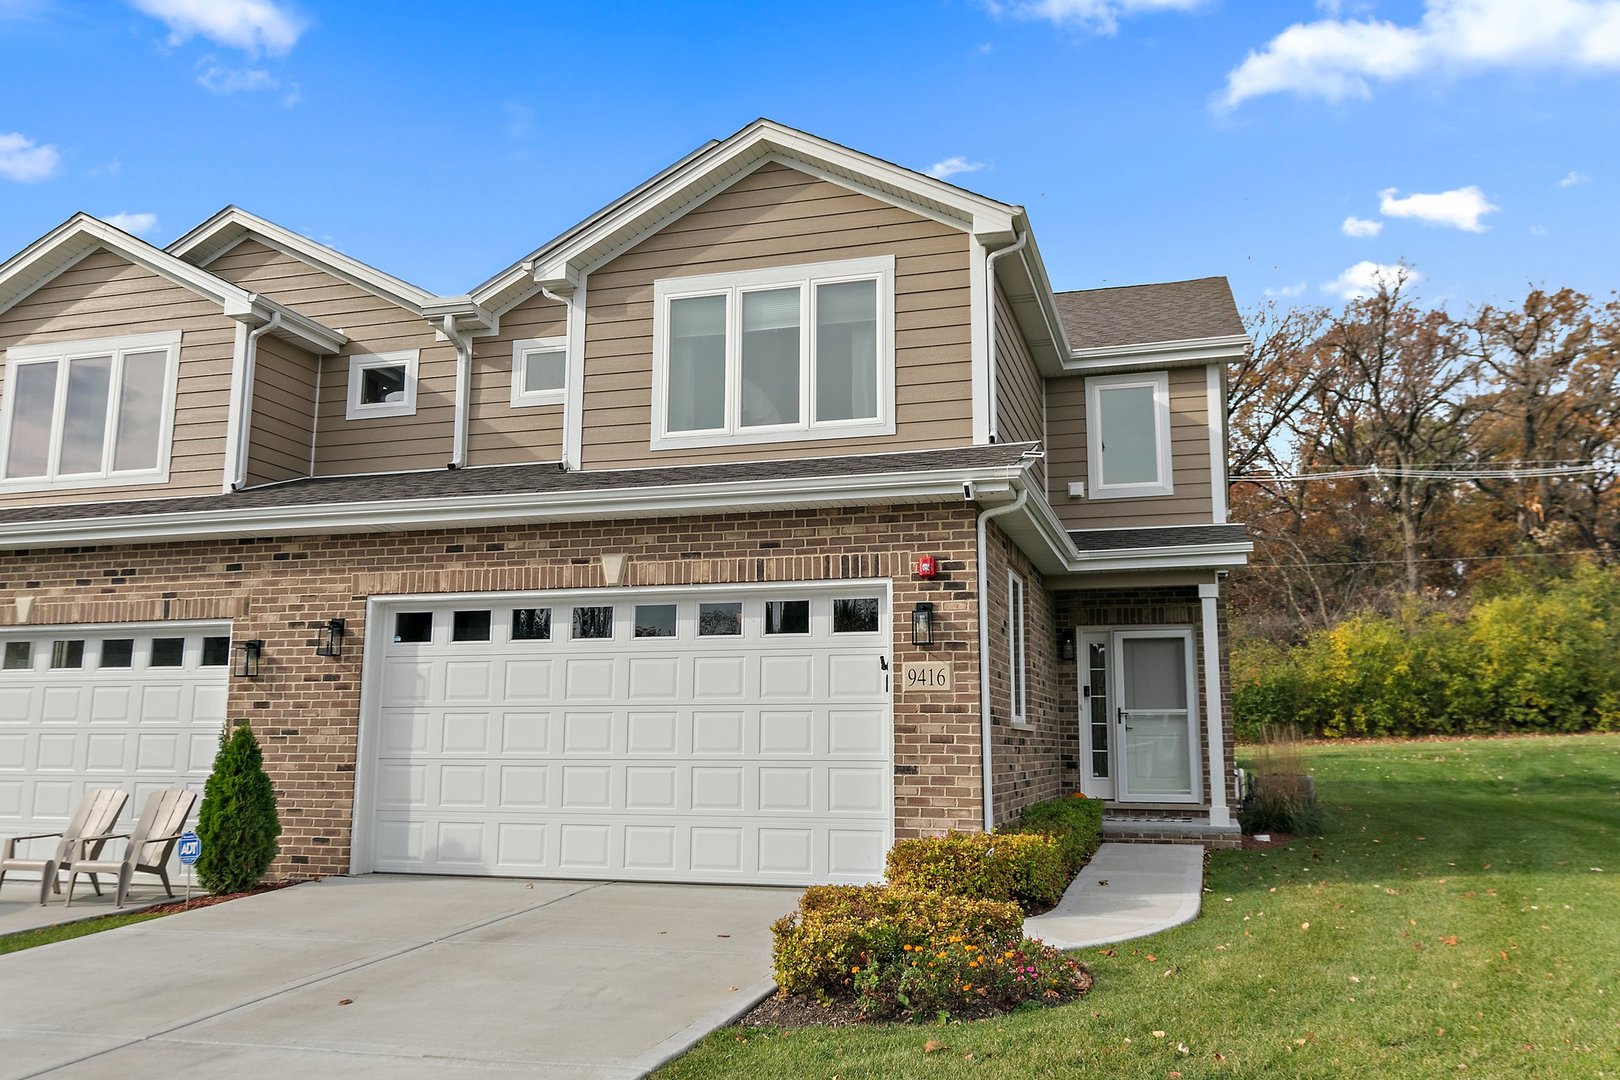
[[134, 878, 301, 916], [1240, 831, 1301, 850], [736, 970, 1095, 1029]]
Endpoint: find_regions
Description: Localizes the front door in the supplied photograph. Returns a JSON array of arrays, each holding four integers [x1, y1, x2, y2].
[[1114, 630, 1200, 803]]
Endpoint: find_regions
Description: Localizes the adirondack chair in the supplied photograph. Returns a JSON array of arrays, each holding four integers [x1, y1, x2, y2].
[[0, 787, 129, 906], [65, 788, 197, 908]]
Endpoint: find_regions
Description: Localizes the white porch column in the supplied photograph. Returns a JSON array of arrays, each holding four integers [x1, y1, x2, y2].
[[1198, 582, 1231, 827]]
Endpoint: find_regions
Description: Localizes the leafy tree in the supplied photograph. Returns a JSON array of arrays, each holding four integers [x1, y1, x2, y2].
[[195, 723, 281, 895]]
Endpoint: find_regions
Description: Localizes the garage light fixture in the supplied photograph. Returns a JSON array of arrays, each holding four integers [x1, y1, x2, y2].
[[235, 639, 264, 679], [315, 618, 346, 658], [911, 602, 934, 648]]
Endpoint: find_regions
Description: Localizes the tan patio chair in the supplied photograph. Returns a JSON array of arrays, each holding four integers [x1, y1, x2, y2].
[[0, 787, 129, 906], [65, 788, 198, 908]]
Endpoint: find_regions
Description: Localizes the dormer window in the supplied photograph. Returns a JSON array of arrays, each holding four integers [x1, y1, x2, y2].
[[650, 255, 895, 450], [0, 330, 180, 491], [346, 350, 418, 419]]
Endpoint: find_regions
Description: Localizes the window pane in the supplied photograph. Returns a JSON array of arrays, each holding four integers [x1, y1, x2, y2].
[[1098, 384, 1160, 485], [832, 598, 880, 634], [1010, 578, 1025, 718], [150, 638, 185, 666], [452, 610, 492, 642], [58, 354, 113, 475], [634, 604, 677, 638], [764, 600, 810, 635], [3, 641, 32, 670], [51, 640, 86, 669], [522, 348, 566, 394], [100, 639, 135, 668], [394, 611, 433, 643], [667, 294, 726, 432], [740, 287, 800, 427], [112, 349, 167, 472], [572, 606, 614, 639], [360, 363, 407, 405], [512, 608, 551, 640], [698, 602, 742, 636], [201, 636, 231, 666], [815, 279, 878, 422], [5, 363, 59, 478]]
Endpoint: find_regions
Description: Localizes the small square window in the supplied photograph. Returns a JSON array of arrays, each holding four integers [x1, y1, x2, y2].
[[149, 637, 185, 667], [361, 364, 406, 405], [572, 606, 614, 640], [1085, 370, 1174, 498], [512, 608, 551, 640], [511, 338, 568, 407], [346, 351, 420, 420], [833, 598, 880, 634], [3, 641, 32, 670], [634, 604, 677, 638], [764, 600, 809, 635], [394, 612, 433, 643], [201, 636, 231, 666], [698, 602, 742, 636], [51, 640, 86, 669], [100, 639, 135, 668], [452, 610, 492, 642]]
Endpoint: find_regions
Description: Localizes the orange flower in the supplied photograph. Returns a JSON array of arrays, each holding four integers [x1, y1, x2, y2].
[[961, 983, 972, 991], [850, 966, 860, 974]]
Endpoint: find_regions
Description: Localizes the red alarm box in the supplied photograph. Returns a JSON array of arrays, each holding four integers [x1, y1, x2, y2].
[[916, 554, 938, 578]]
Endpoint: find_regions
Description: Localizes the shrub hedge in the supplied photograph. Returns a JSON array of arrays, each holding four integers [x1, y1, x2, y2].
[[885, 833, 1066, 913], [1015, 795, 1104, 878]]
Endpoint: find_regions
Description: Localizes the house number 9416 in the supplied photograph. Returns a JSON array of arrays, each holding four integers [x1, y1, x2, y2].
[[902, 662, 952, 691]]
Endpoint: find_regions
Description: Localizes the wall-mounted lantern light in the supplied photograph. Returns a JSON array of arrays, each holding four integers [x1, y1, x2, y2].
[[235, 639, 264, 679], [1059, 628, 1077, 662], [315, 618, 346, 658], [912, 602, 935, 648]]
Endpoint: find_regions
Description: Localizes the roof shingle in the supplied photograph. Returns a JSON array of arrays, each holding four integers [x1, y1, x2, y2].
[[1054, 276, 1244, 352]]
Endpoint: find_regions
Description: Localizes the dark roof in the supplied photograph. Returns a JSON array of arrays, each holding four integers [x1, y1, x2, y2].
[[0, 443, 1039, 529], [1053, 277, 1244, 352], [1068, 524, 1250, 553]]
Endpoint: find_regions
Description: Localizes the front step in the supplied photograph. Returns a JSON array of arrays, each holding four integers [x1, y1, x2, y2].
[[1103, 816, 1241, 850]]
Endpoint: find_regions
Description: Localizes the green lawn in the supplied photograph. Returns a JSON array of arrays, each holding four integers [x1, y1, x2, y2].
[[0, 909, 166, 956], [658, 733, 1620, 1079]]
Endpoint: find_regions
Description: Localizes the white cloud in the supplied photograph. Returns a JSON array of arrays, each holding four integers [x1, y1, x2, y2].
[[928, 156, 987, 180], [0, 131, 60, 182], [1558, 170, 1592, 187], [989, 0, 1211, 34], [1321, 260, 1418, 300], [130, 0, 305, 56], [197, 60, 278, 94], [1222, 0, 1620, 107], [1265, 281, 1309, 298], [102, 212, 160, 235], [1342, 215, 1383, 238], [1378, 185, 1498, 231]]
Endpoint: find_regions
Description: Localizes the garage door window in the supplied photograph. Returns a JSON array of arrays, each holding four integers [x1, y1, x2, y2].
[[765, 600, 810, 635], [4, 641, 31, 669], [394, 612, 433, 643], [512, 608, 551, 640], [698, 602, 742, 636], [150, 638, 185, 667], [833, 598, 880, 634], [201, 636, 231, 666], [452, 611, 492, 642], [634, 604, 677, 638], [572, 606, 613, 640], [100, 639, 134, 667], [51, 640, 85, 668]]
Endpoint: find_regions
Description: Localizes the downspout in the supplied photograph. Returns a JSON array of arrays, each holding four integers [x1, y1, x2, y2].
[[984, 229, 1029, 445], [442, 315, 474, 469], [232, 312, 281, 491], [975, 483, 1028, 833], [539, 286, 573, 471]]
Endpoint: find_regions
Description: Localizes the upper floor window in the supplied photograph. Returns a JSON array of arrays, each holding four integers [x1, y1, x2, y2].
[[511, 337, 567, 408], [345, 350, 418, 420], [1085, 370, 1174, 499], [650, 255, 895, 450], [0, 330, 180, 492]]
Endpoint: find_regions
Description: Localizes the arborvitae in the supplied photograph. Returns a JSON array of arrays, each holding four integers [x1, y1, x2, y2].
[[195, 723, 281, 895]]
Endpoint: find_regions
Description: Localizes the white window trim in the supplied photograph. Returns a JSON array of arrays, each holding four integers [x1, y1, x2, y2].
[[649, 254, 896, 451], [345, 350, 419, 420], [1008, 570, 1028, 727], [1085, 369, 1175, 499], [0, 330, 181, 494], [511, 336, 568, 409]]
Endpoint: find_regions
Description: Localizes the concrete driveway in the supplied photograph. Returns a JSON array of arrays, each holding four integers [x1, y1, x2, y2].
[[0, 876, 797, 1079]]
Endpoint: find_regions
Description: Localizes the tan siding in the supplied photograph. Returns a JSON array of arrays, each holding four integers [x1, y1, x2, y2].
[[244, 335, 317, 487], [465, 291, 567, 467], [1046, 364, 1215, 528], [206, 238, 454, 475], [993, 282, 1046, 492], [0, 249, 235, 507], [579, 161, 974, 468]]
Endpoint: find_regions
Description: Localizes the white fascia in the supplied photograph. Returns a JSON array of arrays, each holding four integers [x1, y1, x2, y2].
[[1065, 334, 1249, 374]]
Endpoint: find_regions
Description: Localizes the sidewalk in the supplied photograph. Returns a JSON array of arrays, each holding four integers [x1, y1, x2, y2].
[[1, 881, 181, 937], [1024, 842, 1204, 949]]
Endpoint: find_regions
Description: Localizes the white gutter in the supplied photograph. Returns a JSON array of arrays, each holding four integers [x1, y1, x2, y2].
[[232, 312, 281, 491], [441, 315, 475, 469], [975, 484, 1027, 832], [984, 229, 1029, 444]]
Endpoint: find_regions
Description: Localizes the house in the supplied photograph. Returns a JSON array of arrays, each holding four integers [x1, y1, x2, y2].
[[0, 120, 1250, 887]]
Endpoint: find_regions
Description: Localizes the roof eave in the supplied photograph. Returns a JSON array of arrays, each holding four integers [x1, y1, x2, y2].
[[1063, 333, 1250, 373]]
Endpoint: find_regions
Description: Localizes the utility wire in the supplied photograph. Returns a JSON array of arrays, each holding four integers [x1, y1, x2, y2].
[[1249, 548, 1611, 569], [1233, 463, 1602, 483]]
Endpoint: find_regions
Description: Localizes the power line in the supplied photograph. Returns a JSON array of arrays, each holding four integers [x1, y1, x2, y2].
[[1234, 463, 1602, 483], [1249, 548, 1611, 570]]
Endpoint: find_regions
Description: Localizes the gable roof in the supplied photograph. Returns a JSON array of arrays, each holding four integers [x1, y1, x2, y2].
[[1054, 276, 1245, 352], [0, 214, 348, 355]]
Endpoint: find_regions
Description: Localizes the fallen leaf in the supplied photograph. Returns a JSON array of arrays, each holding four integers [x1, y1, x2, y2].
[[1098, 880, 1109, 886], [1214, 1052, 1229, 1063], [1178, 1043, 1190, 1054], [729, 986, 738, 992], [963, 1053, 974, 1060], [338, 998, 353, 1006], [1301, 922, 1310, 931], [1440, 935, 1459, 946], [1146, 954, 1157, 962], [925, 1040, 946, 1053], [524, 883, 533, 890], [716, 933, 730, 938], [1153, 1030, 1166, 1038]]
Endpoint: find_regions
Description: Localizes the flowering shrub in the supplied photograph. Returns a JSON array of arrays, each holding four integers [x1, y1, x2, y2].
[[849, 935, 1090, 1020]]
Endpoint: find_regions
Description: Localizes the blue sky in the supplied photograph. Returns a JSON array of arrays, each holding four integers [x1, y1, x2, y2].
[[2, 0, 1617, 316]]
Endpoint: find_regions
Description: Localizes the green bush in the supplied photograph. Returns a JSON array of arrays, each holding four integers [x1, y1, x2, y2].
[[771, 885, 1023, 999], [850, 934, 1090, 1021], [195, 723, 281, 895], [885, 833, 1066, 912], [1014, 795, 1103, 879]]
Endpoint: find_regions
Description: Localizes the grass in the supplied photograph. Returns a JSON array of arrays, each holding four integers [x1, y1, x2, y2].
[[657, 733, 1620, 1079], [0, 909, 167, 956]]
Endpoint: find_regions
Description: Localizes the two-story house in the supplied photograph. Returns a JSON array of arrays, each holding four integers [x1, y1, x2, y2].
[[0, 120, 1250, 887]]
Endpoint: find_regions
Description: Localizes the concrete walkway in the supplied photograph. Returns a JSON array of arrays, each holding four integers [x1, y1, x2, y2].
[[2, 881, 180, 937], [0, 875, 797, 1079], [1024, 842, 1204, 949]]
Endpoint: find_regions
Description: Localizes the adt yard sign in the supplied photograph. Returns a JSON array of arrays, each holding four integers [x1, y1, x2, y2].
[[177, 831, 201, 865]]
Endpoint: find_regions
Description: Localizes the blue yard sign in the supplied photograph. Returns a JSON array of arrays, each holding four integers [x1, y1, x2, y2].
[[177, 831, 201, 866]]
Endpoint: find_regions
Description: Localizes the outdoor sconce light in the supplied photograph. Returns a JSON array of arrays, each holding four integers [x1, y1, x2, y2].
[[235, 639, 264, 679], [1059, 628, 1077, 662], [315, 618, 346, 658], [912, 602, 935, 648]]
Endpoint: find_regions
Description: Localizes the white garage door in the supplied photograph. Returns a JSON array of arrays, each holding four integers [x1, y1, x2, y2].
[[364, 584, 893, 885], [0, 623, 228, 874]]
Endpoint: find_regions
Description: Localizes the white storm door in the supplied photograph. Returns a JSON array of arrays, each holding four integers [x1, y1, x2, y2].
[[1114, 629, 1200, 803], [1077, 632, 1114, 800]]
